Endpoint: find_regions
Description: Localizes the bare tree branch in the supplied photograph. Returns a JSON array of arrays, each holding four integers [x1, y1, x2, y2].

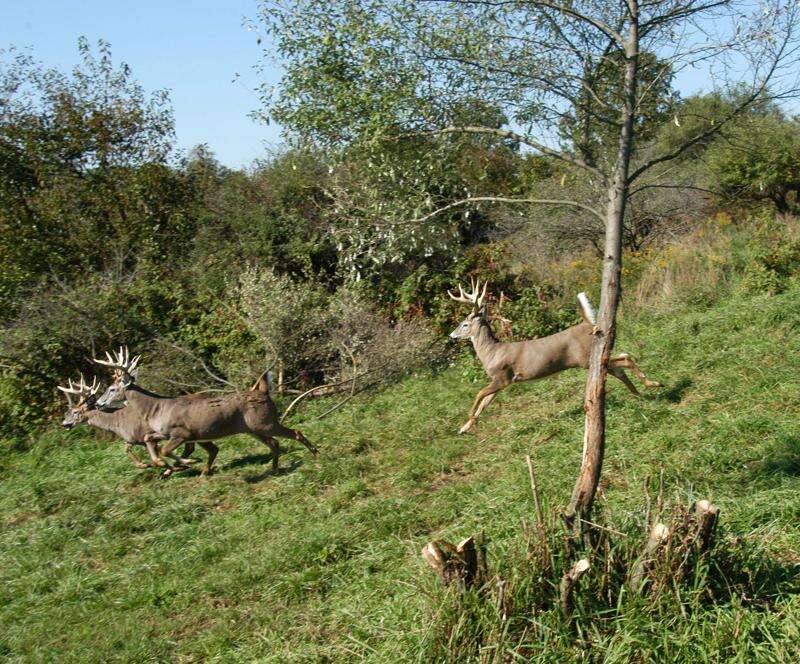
[[154, 338, 235, 388], [405, 195, 606, 225]]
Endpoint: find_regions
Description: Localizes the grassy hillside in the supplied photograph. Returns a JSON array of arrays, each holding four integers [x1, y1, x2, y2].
[[3, 221, 800, 662]]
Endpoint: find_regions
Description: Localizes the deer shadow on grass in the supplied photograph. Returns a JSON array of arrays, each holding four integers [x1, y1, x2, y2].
[[655, 375, 692, 403], [168, 454, 303, 482], [748, 435, 800, 481], [243, 459, 303, 484]]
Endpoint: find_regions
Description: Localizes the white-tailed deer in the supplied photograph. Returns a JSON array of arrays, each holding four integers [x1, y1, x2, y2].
[[448, 279, 662, 434], [58, 374, 197, 469], [93, 347, 318, 475]]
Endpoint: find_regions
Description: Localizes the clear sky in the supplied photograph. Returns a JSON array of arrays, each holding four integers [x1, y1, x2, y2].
[[1, 0, 282, 168], [3, 3, 794, 169]]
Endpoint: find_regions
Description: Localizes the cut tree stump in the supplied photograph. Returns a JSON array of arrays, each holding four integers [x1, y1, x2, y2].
[[693, 500, 720, 554], [629, 522, 670, 594], [422, 536, 486, 591], [559, 558, 590, 618]]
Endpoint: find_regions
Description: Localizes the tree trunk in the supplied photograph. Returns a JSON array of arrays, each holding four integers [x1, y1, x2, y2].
[[565, 6, 639, 534]]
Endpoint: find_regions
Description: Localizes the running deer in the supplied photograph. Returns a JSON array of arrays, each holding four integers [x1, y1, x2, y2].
[[92, 347, 318, 475], [58, 374, 197, 469], [448, 280, 662, 434]]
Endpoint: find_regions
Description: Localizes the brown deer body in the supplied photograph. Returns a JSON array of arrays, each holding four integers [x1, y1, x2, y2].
[[58, 375, 197, 469], [94, 349, 317, 475], [449, 281, 661, 434]]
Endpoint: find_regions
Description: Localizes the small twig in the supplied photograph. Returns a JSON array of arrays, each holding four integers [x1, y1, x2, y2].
[[579, 518, 628, 538], [525, 455, 546, 535], [526, 454, 551, 569]]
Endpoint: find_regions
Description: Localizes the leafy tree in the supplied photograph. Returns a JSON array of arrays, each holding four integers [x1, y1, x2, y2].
[[0, 39, 189, 318], [0, 40, 196, 436], [560, 50, 678, 168], [707, 114, 800, 213]]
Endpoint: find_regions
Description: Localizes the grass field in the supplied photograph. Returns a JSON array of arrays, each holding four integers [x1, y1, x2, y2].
[[3, 228, 800, 661]]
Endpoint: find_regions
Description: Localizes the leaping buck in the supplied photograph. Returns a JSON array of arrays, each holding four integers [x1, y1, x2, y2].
[[58, 374, 197, 469], [92, 347, 318, 476], [448, 279, 662, 434]]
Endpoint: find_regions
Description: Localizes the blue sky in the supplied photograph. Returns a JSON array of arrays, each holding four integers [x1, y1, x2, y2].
[[3, 3, 793, 169], [2, 0, 282, 168]]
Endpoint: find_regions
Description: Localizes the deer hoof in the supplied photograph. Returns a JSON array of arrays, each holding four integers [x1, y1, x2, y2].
[[458, 421, 474, 435], [160, 468, 174, 479]]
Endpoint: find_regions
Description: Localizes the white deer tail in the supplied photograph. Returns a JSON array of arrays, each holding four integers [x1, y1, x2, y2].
[[251, 369, 274, 393], [577, 292, 597, 325]]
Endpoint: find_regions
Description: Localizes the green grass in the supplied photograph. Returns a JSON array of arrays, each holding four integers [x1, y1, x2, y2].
[[3, 261, 800, 661]]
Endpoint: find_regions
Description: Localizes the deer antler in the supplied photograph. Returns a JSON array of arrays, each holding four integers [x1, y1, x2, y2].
[[57, 374, 100, 405], [490, 291, 512, 325], [93, 345, 141, 376], [448, 278, 489, 312]]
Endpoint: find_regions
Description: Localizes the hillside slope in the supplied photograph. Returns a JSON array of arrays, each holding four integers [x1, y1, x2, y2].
[[3, 248, 800, 661]]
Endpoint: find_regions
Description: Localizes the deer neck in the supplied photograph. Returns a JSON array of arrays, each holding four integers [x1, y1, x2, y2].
[[471, 321, 500, 366], [123, 384, 165, 417], [85, 409, 130, 439]]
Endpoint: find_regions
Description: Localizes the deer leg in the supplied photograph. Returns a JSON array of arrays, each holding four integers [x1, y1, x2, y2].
[[611, 354, 662, 388], [123, 443, 149, 469], [272, 423, 319, 456], [270, 439, 280, 472], [460, 377, 510, 434], [197, 441, 219, 476], [253, 434, 280, 471], [144, 437, 167, 467], [473, 392, 498, 420], [171, 441, 198, 466], [158, 433, 192, 477], [610, 367, 640, 396]]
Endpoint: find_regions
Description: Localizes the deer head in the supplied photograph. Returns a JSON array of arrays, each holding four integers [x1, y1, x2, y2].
[[448, 278, 489, 339], [93, 346, 141, 408], [58, 374, 101, 429]]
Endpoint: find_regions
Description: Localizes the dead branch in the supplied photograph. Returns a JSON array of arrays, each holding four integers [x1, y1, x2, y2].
[[526, 454, 550, 570]]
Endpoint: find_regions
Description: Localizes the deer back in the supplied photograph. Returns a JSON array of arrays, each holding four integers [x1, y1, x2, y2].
[[505, 323, 594, 380]]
